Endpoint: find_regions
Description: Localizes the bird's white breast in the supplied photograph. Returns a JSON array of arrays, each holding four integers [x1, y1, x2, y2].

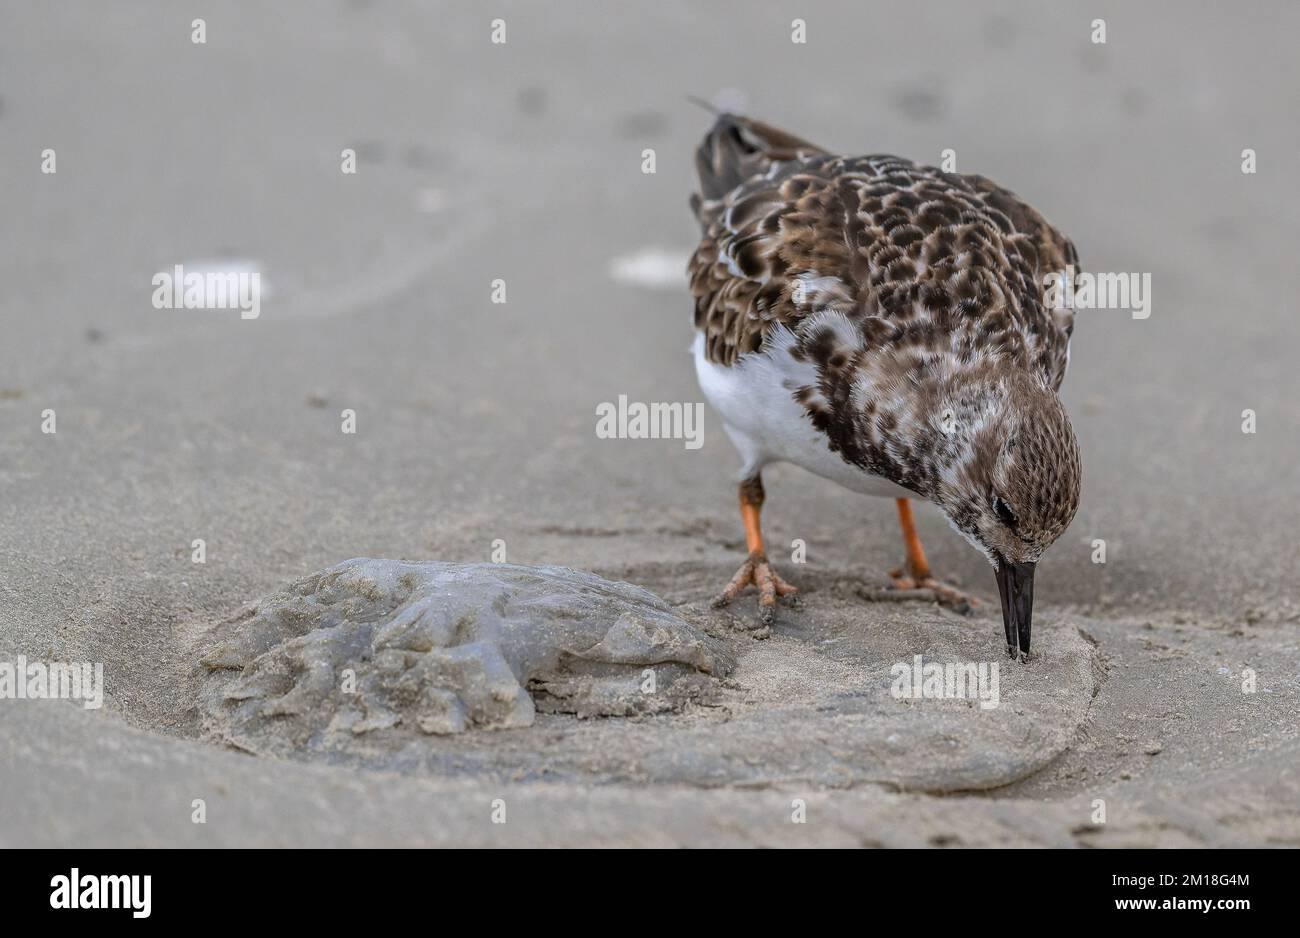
[[692, 331, 914, 499]]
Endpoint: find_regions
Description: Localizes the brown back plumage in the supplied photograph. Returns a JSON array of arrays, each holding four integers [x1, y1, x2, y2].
[[687, 114, 1079, 392]]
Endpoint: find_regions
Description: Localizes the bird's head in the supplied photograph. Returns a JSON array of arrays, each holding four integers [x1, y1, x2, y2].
[[929, 369, 1081, 659]]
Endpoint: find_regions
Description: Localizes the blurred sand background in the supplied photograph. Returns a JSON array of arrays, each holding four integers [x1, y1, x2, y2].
[[1, 0, 1297, 846]]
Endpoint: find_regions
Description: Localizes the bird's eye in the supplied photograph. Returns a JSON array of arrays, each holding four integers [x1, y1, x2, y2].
[[992, 494, 1018, 530]]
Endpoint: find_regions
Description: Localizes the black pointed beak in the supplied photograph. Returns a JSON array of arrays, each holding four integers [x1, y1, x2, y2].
[[994, 557, 1036, 660]]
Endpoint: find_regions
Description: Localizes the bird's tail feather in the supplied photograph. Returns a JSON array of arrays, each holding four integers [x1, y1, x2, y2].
[[692, 111, 825, 206]]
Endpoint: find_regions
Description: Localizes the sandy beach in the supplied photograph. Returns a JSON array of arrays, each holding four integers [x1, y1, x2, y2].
[[1, 0, 1297, 847]]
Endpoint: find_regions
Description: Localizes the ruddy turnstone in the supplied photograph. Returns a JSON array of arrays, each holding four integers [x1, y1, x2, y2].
[[688, 113, 1082, 660]]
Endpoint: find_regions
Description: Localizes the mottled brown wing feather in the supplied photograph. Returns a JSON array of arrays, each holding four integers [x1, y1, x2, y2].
[[960, 172, 1080, 384], [689, 156, 852, 365], [689, 118, 1079, 390]]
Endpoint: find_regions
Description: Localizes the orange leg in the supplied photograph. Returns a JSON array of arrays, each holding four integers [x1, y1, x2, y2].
[[894, 497, 932, 580], [888, 498, 977, 613], [713, 475, 798, 625]]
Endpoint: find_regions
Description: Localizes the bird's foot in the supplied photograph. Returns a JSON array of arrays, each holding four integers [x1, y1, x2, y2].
[[888, 566, 978, 615], [712, 552, 798, 628]]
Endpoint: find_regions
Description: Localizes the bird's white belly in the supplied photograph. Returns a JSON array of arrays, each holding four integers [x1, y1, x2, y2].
[[692, 333, 913, 499]]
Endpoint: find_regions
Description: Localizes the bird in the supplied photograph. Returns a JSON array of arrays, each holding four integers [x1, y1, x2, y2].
[[687, 111, 1082, 660]]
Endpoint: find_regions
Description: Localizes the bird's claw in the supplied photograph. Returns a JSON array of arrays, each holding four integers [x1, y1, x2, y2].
[[888, 567, 977, 616], [713, 553, 798, 628]]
